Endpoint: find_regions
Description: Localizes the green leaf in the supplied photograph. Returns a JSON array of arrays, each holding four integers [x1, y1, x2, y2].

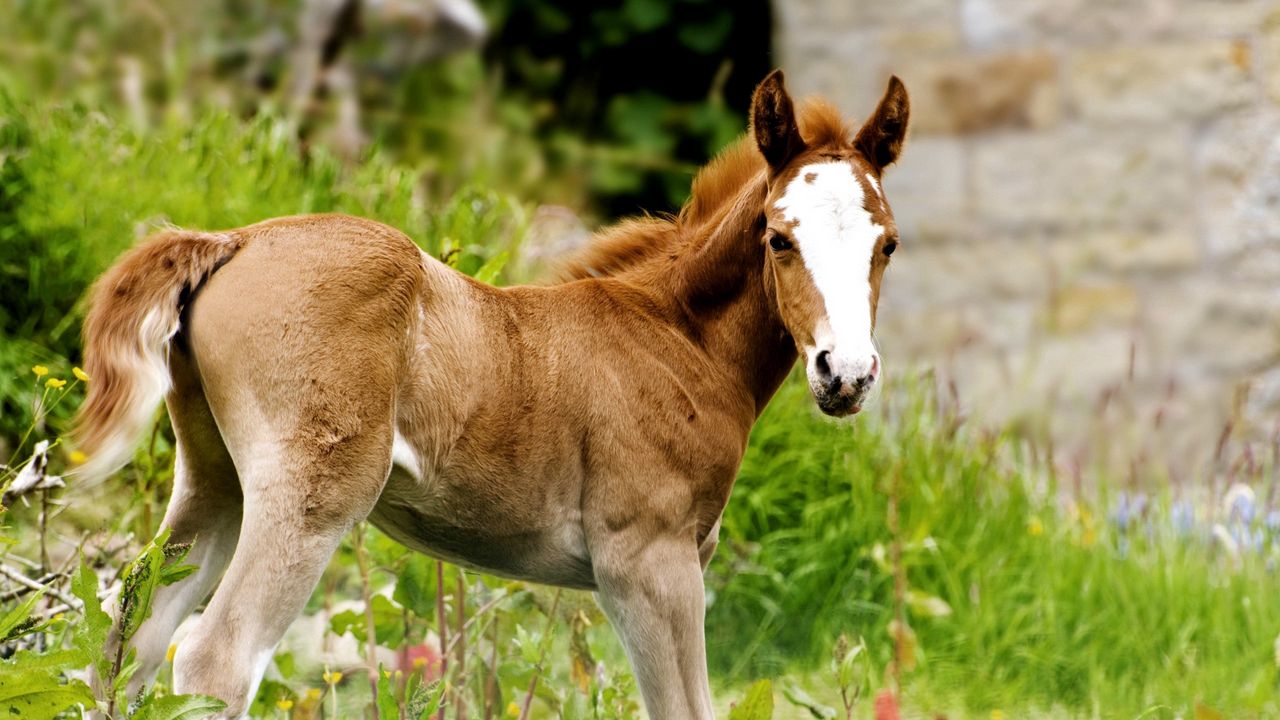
[[376, 665, 399, 720], [329, 594, 407, 645], [0, 669, 94, 720], [473, 250, 509, 284], [622, 0, 670, 31], [3, 560, 110, 672], [906, 590, 953, 618], [781, 684, 836, 719], [0, 586, 43, 640], [729, 679, 774, 720], [393, 554, 437, 618], [131, 693, 228, 720], [411, 680, 446, 720], [516, 624, 540, 664], [676, 11, 734, 54]]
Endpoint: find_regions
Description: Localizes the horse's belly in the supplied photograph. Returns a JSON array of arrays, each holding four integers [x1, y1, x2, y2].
[[369, 467, 596, 590]]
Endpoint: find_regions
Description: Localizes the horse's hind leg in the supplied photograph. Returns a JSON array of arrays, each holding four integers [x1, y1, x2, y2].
[[170, 427, 392, 718], [102, 350, 243, 697]]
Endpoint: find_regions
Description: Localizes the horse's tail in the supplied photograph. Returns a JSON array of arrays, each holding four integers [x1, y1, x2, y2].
[[71, 229, 246, 483]]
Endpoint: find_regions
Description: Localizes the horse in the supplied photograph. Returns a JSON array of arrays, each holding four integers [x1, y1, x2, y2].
[[72, 69, 909, 719]]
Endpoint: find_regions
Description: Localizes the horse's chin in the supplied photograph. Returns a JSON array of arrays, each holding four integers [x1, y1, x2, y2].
[[815, 394, 863, 417]]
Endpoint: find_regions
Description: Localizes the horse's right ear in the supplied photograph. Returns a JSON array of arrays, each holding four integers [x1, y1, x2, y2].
[[751, 69, 805, 171]]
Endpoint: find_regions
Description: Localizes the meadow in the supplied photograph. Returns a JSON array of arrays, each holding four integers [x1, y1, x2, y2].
[[2, 85, 1280, 720]]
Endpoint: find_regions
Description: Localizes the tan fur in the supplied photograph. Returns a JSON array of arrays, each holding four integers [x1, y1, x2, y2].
[[72, 73, 909, 719]]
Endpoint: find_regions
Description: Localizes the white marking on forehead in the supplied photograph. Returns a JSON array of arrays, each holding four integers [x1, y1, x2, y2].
[[776, 161, 884, 360]]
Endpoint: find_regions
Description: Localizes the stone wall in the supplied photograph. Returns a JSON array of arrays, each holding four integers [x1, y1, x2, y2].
[[775, 0, 1280, 467]]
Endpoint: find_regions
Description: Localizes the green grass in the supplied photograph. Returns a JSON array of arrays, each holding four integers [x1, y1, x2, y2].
[[712, 374, 1280, 717]]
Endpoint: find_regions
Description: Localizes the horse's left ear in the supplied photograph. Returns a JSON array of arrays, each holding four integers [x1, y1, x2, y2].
[[855, 76, 910, 170], [751, 69, 806, 171]]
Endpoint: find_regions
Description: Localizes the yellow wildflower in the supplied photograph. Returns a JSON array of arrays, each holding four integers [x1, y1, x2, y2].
[[45, 378, 67, 389], [166, 643, 178, 663], [991, 711, 1006, 720], [69, 450, 87, 465], [73, 367, 90, 382], [1027, 517, 1045, 537], [276, 699, 294, 711], [323, 670, 343, 685], [31, 365, 49, 377], [507, 701, 522, 717], [305, 688, 322, 701], [413, 657, 427, 669]]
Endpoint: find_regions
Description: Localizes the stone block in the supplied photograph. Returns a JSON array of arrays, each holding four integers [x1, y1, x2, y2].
[[1048, 231, 1201, 276], [1068, 40, 1255, 123], [881, 136, 969, 244], [1194, 110, 1280, 258], [960, 0, 1175, 48], [896, 50, 1061, 135], [1050, 283, 1139, 334], [972, 126, 1192, 232]]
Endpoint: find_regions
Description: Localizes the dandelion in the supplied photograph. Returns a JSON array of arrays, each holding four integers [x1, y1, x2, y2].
[[166, 643, 178, 663], [507, 701, 522, 717], [1027, 516, 1045, 537], [73, 367, 90, 382], [31, 365, 48, 377], [69, 450, 87, 465], [276, 699, 294, 711], [45, 378, 66, 389]]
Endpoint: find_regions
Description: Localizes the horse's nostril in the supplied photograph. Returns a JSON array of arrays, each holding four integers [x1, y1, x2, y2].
[[815, 350, 833, 379]]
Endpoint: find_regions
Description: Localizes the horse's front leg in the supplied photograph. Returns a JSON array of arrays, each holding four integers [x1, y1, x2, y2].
[[593, 526, 715, 720]]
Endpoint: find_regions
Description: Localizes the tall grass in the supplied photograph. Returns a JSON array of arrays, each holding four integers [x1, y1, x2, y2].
[[711, 372, 1280, 716]]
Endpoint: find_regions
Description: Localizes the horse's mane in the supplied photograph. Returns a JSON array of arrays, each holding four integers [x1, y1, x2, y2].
[[556, 99, 852, 282]]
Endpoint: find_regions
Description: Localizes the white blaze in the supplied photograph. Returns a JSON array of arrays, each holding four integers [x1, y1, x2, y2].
[[776, 161, 883, 375]]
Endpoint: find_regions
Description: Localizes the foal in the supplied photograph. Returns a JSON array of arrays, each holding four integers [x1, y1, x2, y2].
[[73, 70, 909, 719]]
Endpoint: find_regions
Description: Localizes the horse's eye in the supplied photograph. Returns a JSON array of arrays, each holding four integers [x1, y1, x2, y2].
[[768, 232, 793, 252], [882, 240, 898, 257]]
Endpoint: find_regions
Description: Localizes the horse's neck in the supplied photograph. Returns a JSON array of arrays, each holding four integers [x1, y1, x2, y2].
[[667, 178, 797, 418]]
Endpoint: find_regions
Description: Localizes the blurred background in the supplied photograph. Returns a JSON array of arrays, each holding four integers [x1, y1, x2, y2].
[[5, 1, 1280, 718]]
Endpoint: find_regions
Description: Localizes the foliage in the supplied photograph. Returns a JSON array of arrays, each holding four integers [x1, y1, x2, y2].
[[0, 91, 523, 445], [484, 0, 770, 215]]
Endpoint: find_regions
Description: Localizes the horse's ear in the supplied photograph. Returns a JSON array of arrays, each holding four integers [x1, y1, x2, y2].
[[751, 69, 805, 171], [855, 76, 910, 170]]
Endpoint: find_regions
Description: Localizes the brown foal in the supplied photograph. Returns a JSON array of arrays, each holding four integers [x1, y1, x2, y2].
[[72, 70, 909, 719]]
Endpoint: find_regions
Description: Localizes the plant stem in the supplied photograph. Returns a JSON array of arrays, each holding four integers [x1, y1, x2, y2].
[[485, 616, 499, 719], [354, 524, 381, 720], [518, 588, 562, 720], [889, 463, 905, 694], [455, 571, 467, 720], [435, 560, 449, 720]]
